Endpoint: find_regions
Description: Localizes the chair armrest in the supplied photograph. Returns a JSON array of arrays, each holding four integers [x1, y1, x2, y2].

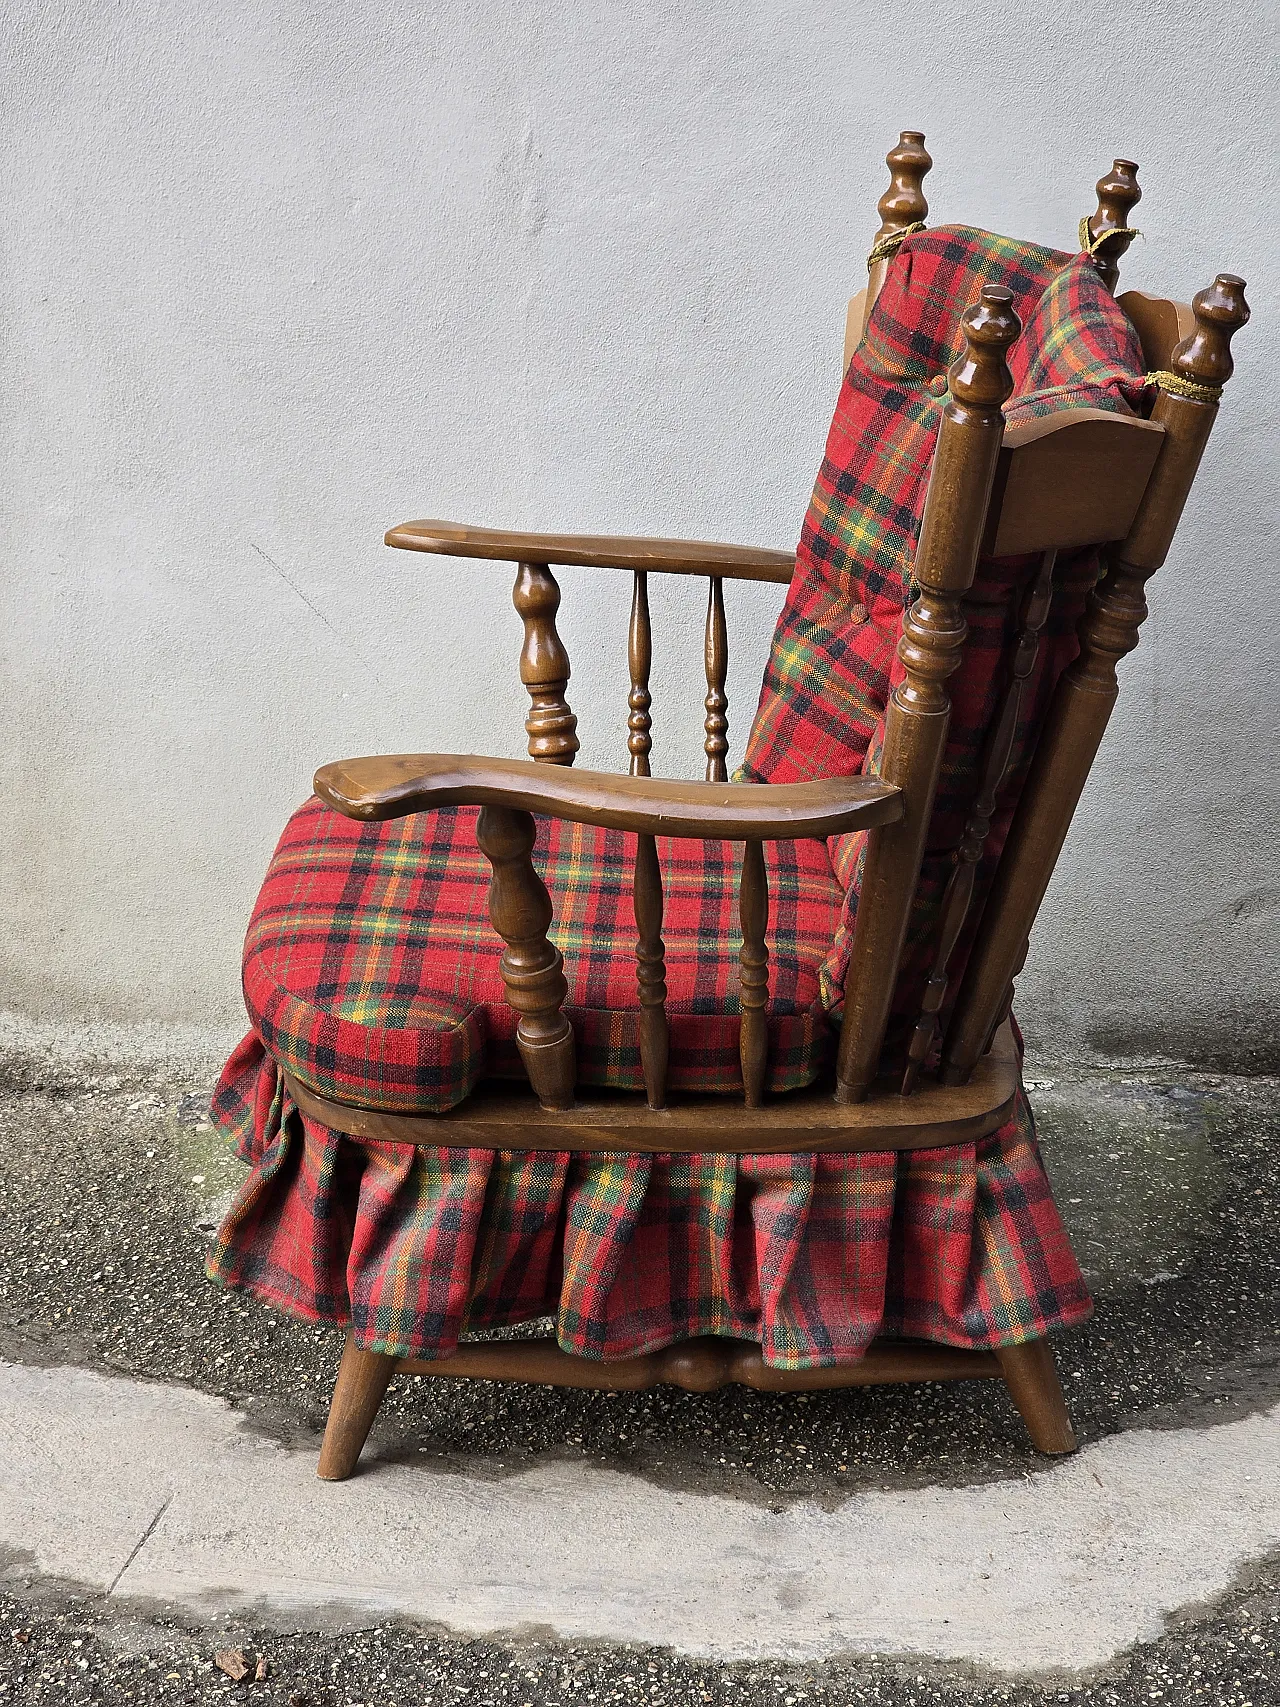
[[384, 519, 796, 584], [314, 753, 902, 841]]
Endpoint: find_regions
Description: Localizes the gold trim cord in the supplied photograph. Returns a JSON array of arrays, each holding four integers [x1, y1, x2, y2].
[[867, 221, 926, 270], [1141, 369, 1224, 405], [1078, 216, 1142, 257]]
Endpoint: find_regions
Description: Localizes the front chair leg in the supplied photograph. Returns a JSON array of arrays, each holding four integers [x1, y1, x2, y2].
[[996, 1338, 1077, 1455], [317, 1332, 398, 1481]]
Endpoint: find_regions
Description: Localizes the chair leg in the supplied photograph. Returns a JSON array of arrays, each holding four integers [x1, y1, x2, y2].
[[996, 1338, 1077, 1455], [317, 1332, 397, 1481]]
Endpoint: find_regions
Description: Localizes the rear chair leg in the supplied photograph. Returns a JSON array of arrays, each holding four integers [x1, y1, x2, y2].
[[997, 1338, 1077, 1455], [317, 1332, 397, 1481]]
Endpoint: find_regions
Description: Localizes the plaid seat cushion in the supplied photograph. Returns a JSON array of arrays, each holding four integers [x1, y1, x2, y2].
[[241, 795, 844, 1114], [742, 225, 1146, 1060]]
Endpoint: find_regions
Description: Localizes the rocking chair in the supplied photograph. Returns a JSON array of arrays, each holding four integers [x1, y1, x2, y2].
[[207, 133, 1249, 1480]]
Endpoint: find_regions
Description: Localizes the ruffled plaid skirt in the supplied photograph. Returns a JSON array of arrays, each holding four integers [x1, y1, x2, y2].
[[206, 1033, 1090, 1368]]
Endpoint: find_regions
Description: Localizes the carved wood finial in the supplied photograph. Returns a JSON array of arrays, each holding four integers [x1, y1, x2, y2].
[[475, 804, 576, 1110], [1170, 273, 1250, 388], [1084, 159, 1141, 294], [947, 285, 1021, 415], [703, 575, 729, 781], [513, 562, 579, 765], [627, 569, 654, 777], [875, 130, 932, 239]]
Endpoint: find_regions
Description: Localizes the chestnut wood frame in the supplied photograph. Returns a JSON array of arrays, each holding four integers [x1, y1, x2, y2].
[[292, 135, 1249, 1480]]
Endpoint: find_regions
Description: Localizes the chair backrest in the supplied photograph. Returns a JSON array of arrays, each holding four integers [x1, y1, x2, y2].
[[824, 135, 1250, 1100]]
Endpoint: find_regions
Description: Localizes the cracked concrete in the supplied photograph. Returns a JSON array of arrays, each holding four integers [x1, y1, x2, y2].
[[3, 1042, 1280, 1703]]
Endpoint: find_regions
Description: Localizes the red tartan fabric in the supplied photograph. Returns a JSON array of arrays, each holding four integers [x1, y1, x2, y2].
[[243, 797, 843, 1112], [208, 1038, 1090, 1365], [207, 222, 1117, 1365], [741, 226, 1146, 1060]]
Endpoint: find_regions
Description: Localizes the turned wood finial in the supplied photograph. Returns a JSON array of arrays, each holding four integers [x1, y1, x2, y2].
[[875, 129, 932, 238], [947, 285, 1021, 417], [1084, 159, 1141, 294], [514, 562, 579, 765], [1170, 273, 1250, 388]]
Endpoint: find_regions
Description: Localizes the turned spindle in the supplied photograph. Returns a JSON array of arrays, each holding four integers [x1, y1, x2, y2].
[[864, 129, 932, 331], [475, 804, 576, 1110], [627, 569, 654, 776], [738, 839, 769, 1107], [514, 562, 579, 765], [901, 548, 1057, 1094], [703, 575, 729, 781], [633, 832, 669, 1109], [837, 285, 1021, 1103], [1082, 159, 1141, 295], [942, 275, 1250, 1083]]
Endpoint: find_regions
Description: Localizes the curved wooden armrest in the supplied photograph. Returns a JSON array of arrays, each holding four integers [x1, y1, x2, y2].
[[314, 753, 902, 841], [383, 519, 796, 584]]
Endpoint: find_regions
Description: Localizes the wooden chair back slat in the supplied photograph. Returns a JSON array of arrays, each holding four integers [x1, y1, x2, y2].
[[514, 562, 578, 765], [984, 412, 1165, 557], [703, 575, 729, 781], [738, 838, 769, 1106], [901, 547, 1058, 1092], [834, 287, 1022, 1103], [941, 275, 1250, 1082]]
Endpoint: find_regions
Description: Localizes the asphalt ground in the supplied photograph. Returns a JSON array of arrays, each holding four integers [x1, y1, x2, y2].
[[2, 1041, 1279, 1704]]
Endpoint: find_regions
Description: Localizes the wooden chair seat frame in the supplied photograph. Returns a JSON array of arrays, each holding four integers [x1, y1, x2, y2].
[[276, 135, 1249, 1479]]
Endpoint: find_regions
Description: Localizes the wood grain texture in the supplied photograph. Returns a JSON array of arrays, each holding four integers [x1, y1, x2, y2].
[[632, 831, 669, 1110], [737, 838, 769, 1107], [997, 1340, 1077, 1454], [397, 1335, 1002, 1393], [835, 286, 1021, 1103], [475, 805, 576, 1110], [316, 1334, 397, 1481], [386, 519, 795, 583], [943, 275, 1250, 1083], [986, 412, 1165, 557], [513, 562, 578, 764], [702, 575, 729, 782], [283, 1021, 1019, 1154], [314, 752, 903, 842], [626, 570, 654, 776], [843, 287, 868, 370]]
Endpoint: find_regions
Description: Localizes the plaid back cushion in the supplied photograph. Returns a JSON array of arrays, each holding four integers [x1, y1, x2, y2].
[[742, 225, 1146, 1059]]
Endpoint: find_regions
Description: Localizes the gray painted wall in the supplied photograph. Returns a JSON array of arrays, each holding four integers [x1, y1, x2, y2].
[[3, 1, 1277, 1063]]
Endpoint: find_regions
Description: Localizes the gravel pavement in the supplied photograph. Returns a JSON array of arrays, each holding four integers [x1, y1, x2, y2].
[[2, 1038, 1279, 1704]]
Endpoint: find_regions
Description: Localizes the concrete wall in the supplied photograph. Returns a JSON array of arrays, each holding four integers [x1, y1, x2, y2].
[[3, 0, 1277, 1064]]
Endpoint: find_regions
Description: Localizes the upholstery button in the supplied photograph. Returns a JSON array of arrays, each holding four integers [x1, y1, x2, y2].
[[928, 373, 949, 397]]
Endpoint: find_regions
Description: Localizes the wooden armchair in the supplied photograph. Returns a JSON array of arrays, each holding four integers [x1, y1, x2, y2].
[[210, 135, 1249, 1480]]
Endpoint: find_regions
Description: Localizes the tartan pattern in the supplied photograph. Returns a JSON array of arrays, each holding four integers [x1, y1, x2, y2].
[[208, 1039, 1090, 1366], [206, 222, 1123, 1365], [742, 225, 1146, 1057], [242, 796, 844, 1113]]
